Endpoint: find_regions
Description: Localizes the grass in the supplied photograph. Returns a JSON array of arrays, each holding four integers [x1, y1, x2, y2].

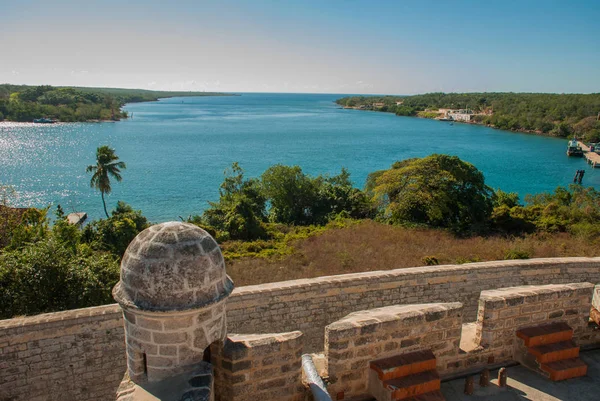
[[225, 220, 600, 287]]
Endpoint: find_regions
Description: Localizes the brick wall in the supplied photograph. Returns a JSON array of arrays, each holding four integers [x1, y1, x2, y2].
[[211, 332, 304, 401], [476, 283, 596, 349], [226, 257, 600, 352], [324, 303, 462, 400], [2, 257, 600, 400], [322, 283, 599, 399], [0, 305, 125, 401]]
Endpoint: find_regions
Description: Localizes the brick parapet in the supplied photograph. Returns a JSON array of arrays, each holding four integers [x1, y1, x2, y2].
[[226, 257, 600, 352], [211, 331, 304, 401], [0, 304, 125, 401], [324, 303, 463, 400], [476, 283, 595, 350], [2, 257, 600, 400]]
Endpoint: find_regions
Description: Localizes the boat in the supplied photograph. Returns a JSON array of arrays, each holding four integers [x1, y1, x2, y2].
[[438, 117, 453, 122], [33, 118, 54, 124], [566, 139, 584, 157]]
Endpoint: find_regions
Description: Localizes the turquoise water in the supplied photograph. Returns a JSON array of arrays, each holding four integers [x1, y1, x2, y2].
[[0, 93, 597, 222]]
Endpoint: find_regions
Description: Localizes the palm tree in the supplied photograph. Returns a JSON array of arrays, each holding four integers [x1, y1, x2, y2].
[[86, 146, 126, 218]]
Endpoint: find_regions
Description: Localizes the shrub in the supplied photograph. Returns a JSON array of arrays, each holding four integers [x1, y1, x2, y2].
[[82, 201, 149, 258], [455, 255, 482, 264], [504, 248, 530, 260], [0, 238, 119, 318], [421, 256, 439, 266], [569, 222, 600, 240]]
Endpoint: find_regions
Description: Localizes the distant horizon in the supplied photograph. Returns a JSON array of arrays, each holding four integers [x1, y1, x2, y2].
[[2, 83, 600, 97]]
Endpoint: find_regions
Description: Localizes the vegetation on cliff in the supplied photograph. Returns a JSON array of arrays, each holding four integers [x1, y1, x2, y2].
[[336, 92, 600, 142], [0, 84, 229, 122]]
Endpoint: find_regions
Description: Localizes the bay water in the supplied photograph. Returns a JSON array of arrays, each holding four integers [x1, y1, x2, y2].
[[0, 93, 596, 222]]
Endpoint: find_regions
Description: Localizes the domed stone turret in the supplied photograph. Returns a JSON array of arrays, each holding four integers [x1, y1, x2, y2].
[[113, 221, 233, 311], [113, 222, 234, 384]]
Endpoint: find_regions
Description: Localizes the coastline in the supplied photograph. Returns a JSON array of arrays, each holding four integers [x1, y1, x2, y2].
[[0, 120, 117, 127], [0, 94, 238, 125], [342, 107, 562, 140]]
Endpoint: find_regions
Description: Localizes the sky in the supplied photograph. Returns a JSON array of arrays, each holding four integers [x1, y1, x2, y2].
[[1, 0, 599, 95]]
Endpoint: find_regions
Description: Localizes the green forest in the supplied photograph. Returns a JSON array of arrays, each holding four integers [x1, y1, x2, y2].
[[336, 92, 600, 142], [2, 151, 600, 318], [0, 84, 229, 122]]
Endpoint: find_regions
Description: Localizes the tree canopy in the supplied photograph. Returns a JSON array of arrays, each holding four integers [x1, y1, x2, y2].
[[87, 146, 126, 218], [0, 84, 230, 122], [336, 92, 600, 141], [190, 163, 372, 241], [369, 154, 495, 234]]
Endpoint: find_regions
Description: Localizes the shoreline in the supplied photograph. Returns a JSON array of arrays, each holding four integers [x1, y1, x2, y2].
[[0, 120, 117, 127], [342, 107, 565, 141]]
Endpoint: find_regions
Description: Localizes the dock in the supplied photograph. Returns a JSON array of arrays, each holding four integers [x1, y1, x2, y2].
[[578, 141, 600, 168], [67, 212, 87, 225]]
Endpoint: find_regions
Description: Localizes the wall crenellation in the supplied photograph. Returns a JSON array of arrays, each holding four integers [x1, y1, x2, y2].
[[226, 257, 600, 352], [2, 257, 600, 401]]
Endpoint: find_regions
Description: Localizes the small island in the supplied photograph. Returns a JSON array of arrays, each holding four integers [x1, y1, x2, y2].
[[0, 84, 233, 123], [336, 92, 600, 142]]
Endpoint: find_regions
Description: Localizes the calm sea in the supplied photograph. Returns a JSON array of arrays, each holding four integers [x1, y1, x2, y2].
[[0, 93, 596, 222]]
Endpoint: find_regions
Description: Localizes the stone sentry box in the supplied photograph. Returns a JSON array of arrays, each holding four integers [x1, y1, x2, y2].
[[113, 222, 234, 383]]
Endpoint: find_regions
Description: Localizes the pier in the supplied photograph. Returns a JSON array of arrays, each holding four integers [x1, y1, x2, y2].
[[67, 212, 87, 225], [578, 141, 600, 168]]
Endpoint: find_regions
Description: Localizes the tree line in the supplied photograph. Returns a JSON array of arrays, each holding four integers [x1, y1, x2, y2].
[[0, 84, 230, 122], [2, 149, 600, 318], [336, 92, 600, 142]]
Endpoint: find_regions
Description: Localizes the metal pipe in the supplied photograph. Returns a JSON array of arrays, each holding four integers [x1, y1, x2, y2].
[[302, 354, 332, 401]]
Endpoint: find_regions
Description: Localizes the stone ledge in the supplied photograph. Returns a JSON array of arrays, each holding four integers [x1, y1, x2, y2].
[[226, 331, 303, 350], [0, 304, 121, 331], [327, 303, 463, 332], [480, 283, 595, 309], [228, 257, 600, 304]]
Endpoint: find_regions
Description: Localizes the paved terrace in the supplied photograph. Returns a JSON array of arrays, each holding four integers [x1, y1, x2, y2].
[[440, 348, 600, 401]]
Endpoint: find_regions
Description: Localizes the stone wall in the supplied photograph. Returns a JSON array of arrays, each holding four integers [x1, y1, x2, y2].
[[211, 332, 304, 401], [321, 282, 599, 401], [476, 283, 596, 349], [0, 304, 125, 401], [121, 299, 227, 382], [324, 303, 462, 400], [2, 257, 600, 400], [226, 257, 600, 352]]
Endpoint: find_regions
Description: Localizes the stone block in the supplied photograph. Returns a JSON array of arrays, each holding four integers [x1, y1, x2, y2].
[[153, 331, 188, 345]]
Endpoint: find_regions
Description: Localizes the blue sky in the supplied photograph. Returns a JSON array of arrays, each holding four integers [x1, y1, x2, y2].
[[1, 0, 599, 94]]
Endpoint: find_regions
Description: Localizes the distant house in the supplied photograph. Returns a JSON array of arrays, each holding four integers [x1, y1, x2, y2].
[[396, 101, 404, 106], [372, 102, 385, 108], [448, 109, 473, 122]]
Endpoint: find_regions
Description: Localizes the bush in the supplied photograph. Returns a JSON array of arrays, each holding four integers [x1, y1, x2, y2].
[[197, 163, 268, 241], [569, 222, 600, 240], [0, 238, 119, 318], [81, 201, 149, 258], [455, 255, 482, 264], [421, 256, 439, 266], [504, 248, 530, 260]]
